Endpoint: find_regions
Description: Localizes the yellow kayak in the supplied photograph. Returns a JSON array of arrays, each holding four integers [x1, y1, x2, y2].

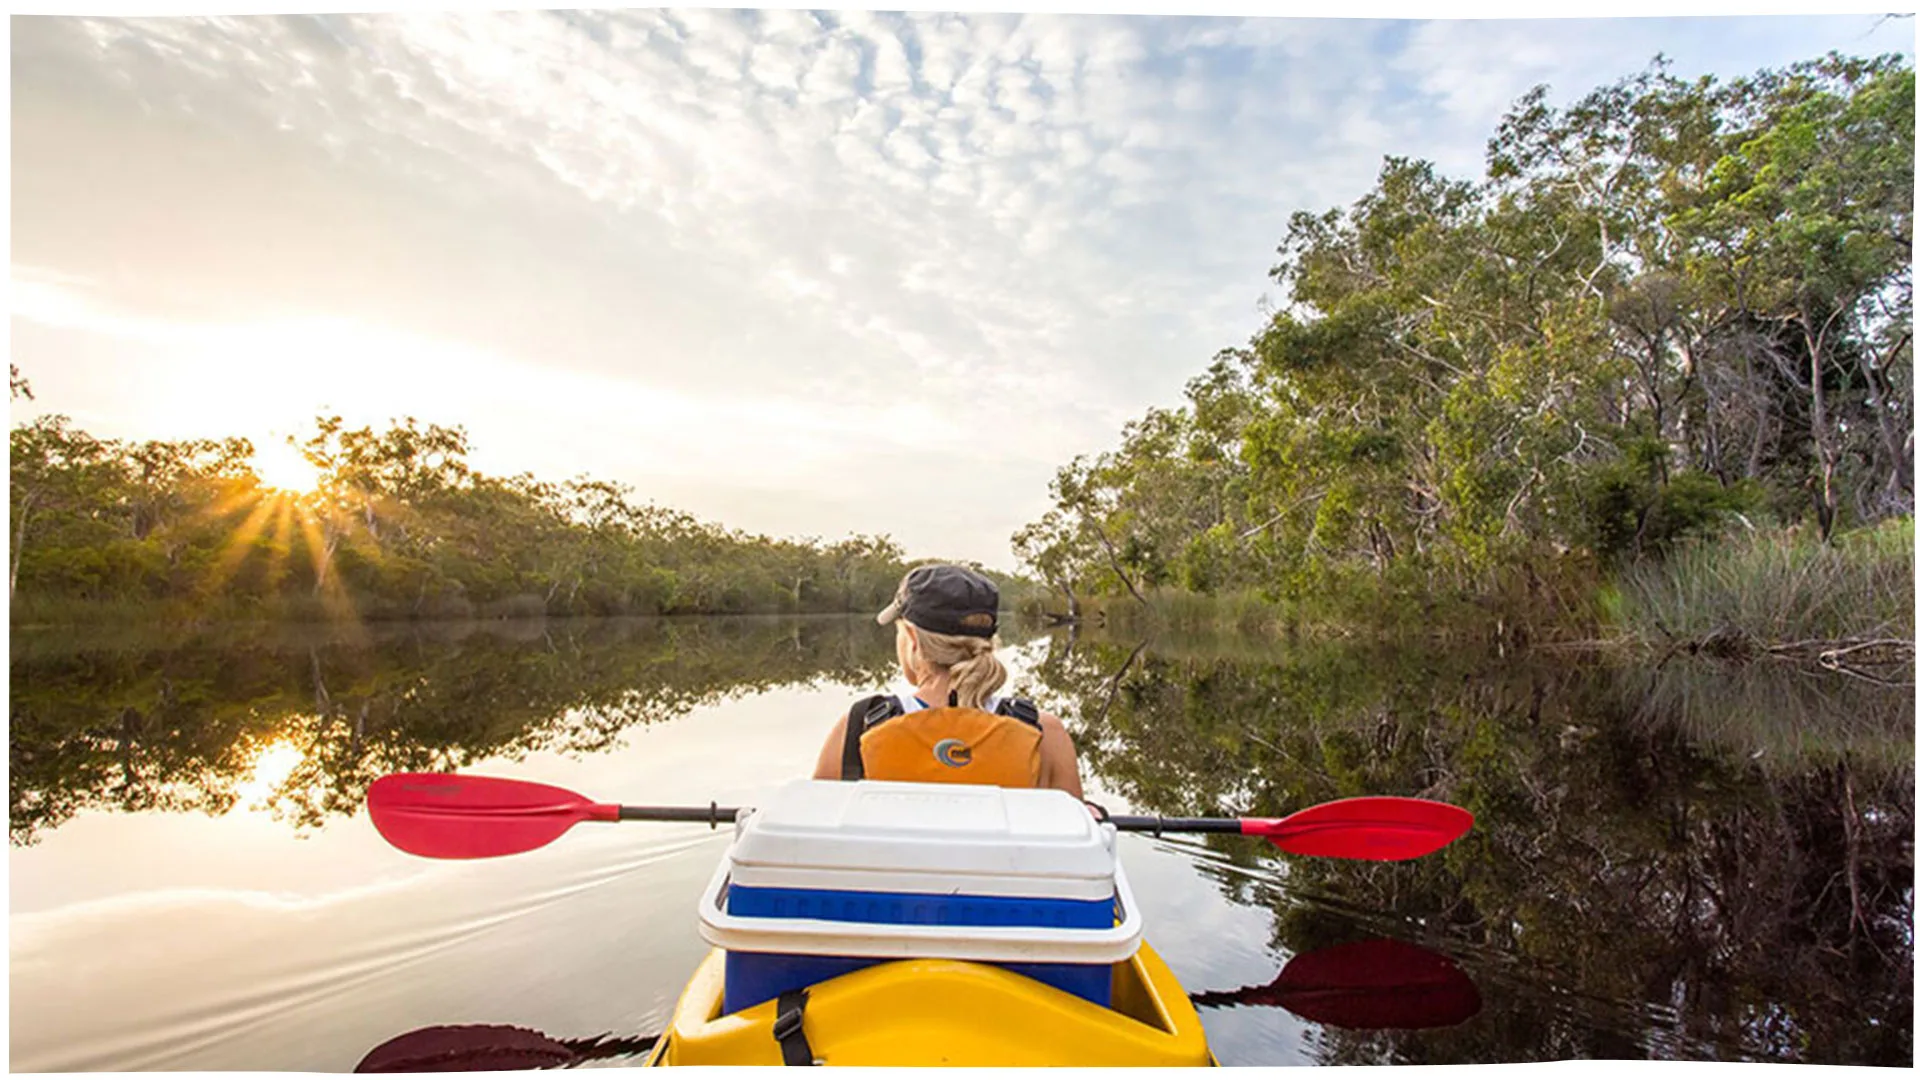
[[644, 941, 1214, 1067]]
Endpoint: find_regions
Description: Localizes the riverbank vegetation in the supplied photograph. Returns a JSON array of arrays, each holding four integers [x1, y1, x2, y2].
[[1010, 53, 1913, 656], [1609, 515, 1912, 660], [10, 372, 957, 624]]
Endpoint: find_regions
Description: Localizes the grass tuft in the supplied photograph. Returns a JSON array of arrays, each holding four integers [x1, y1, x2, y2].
[[1611, 517, 1914, 647]]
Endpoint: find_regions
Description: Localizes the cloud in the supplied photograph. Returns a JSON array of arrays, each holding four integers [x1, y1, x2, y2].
[[11, 11, 1907, 565]]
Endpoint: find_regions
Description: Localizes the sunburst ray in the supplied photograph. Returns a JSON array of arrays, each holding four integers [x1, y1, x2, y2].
[[199, 494, 281, 596], [261, 495, 296, 593], [296, 506, 365, 631]]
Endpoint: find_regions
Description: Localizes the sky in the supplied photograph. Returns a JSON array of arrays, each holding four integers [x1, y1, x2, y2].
[[9, 5, 1913, 569]]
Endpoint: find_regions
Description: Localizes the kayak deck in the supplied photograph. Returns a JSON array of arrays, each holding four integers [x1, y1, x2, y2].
[[644, 942, 1213, 1067]]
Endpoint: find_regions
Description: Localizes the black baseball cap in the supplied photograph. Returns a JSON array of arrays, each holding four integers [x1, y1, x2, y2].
[[876, 564, 999, 638]]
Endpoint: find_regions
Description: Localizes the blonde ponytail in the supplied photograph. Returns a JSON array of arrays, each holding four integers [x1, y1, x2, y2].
[[905, 624, 1009, 709]]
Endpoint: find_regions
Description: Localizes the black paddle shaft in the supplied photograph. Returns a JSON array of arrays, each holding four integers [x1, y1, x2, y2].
[[1107, 815, 1244, 835], [610, 805, 1244, 834], [615, 803, 742, 828]]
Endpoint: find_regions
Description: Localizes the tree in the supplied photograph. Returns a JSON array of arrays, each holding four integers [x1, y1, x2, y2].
[[1011, 52, 1913, 601], [1674, 54, 1914, 536], [11, 416, 125, 597]]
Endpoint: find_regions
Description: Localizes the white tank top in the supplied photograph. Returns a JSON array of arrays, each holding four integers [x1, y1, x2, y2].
[[890, 683, 1004, 715]]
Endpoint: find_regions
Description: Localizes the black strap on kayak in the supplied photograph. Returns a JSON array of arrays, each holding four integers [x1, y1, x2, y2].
[[772, 989, 816, 1066]]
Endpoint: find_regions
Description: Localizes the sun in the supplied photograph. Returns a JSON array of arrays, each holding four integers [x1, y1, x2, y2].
[[252, 439, 322, 494]]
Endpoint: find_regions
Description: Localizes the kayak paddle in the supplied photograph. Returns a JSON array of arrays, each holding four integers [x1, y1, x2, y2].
[[366, 774, 733, 861], [367, 773, 1472, 862], [1107, 798, 1472, 862]]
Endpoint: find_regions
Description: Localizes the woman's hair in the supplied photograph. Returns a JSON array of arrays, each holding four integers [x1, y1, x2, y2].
[[905, 622, 1008, 710]]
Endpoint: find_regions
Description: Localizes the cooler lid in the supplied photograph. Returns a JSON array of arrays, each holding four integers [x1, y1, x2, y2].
[[727, 780, 1115, 882]]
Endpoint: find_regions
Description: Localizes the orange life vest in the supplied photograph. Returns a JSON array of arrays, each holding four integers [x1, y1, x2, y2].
[[840, 694, 1044, 788]]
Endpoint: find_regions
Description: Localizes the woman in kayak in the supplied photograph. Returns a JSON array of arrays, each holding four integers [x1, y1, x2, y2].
[[812, 564, 1086, 800]]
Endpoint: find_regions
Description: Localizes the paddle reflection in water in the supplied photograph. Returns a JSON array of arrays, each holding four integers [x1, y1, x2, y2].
[[352, 937, 1482, 1071], [1188, 937, 1482, 1030]]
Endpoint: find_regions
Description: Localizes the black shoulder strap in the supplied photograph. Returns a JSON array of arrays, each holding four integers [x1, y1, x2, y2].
[[840, 695, 902, 781], [994, 696, 1043, 730], [773, 988, 816, 1065]]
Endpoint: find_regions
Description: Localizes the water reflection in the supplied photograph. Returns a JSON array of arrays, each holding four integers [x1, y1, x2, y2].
[[9, 618, 1912, 1068], [234, 739, 307, 812], [1029, 634, 1914, 1066], [355, 1024, 660, 1072], [11, 616, 899, 845], [1188, 938, 1482, 1030]]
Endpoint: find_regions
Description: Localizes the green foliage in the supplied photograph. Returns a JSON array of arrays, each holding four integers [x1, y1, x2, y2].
[[9, 411, 920, 623], [1013, 52, 1913, 620], [1577, 438, 1766, 559]]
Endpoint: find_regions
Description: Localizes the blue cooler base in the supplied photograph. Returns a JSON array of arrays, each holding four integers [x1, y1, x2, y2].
[[726, 884, 1114, 929], [723, 950, 1114, 1014], [719, 883, 1120, 1013]]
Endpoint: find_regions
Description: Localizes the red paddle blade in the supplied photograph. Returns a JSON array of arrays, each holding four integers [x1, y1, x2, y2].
[[367, 773, 616, 859], [1270, 938, 1482, 1029], [1247, 796, 1473, 861]]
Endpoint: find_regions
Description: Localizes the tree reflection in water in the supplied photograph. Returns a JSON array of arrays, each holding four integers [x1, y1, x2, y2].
[[10, 618, 1909, 1065], [10, 616, 899, 845], [1025, 632, 1913, 1066]]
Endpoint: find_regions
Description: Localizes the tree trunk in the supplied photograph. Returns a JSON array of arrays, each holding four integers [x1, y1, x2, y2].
[[1089, 524, 1148, 605], [10, 490, 34, 597], [1804, 349, 1835, 538], [1805, 321, 1838, 542], [1860, 331, 1914, 514], [313, 522, 342, 596]]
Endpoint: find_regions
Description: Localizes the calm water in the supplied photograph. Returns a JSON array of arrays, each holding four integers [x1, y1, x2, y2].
[[10, 616, 1913, 1069]]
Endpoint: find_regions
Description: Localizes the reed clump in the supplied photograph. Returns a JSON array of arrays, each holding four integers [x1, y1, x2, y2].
[[1608, 517, 1914, 653]]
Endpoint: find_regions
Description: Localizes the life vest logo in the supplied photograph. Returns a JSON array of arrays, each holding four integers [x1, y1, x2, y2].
[[933, 738, 972, 768]]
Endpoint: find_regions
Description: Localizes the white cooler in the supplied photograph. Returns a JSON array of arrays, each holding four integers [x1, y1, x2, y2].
[[696, 779, 1142, 1012]]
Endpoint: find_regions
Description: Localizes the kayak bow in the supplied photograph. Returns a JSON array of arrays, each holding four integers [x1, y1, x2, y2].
[[642, 941, 1213, 1067]]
